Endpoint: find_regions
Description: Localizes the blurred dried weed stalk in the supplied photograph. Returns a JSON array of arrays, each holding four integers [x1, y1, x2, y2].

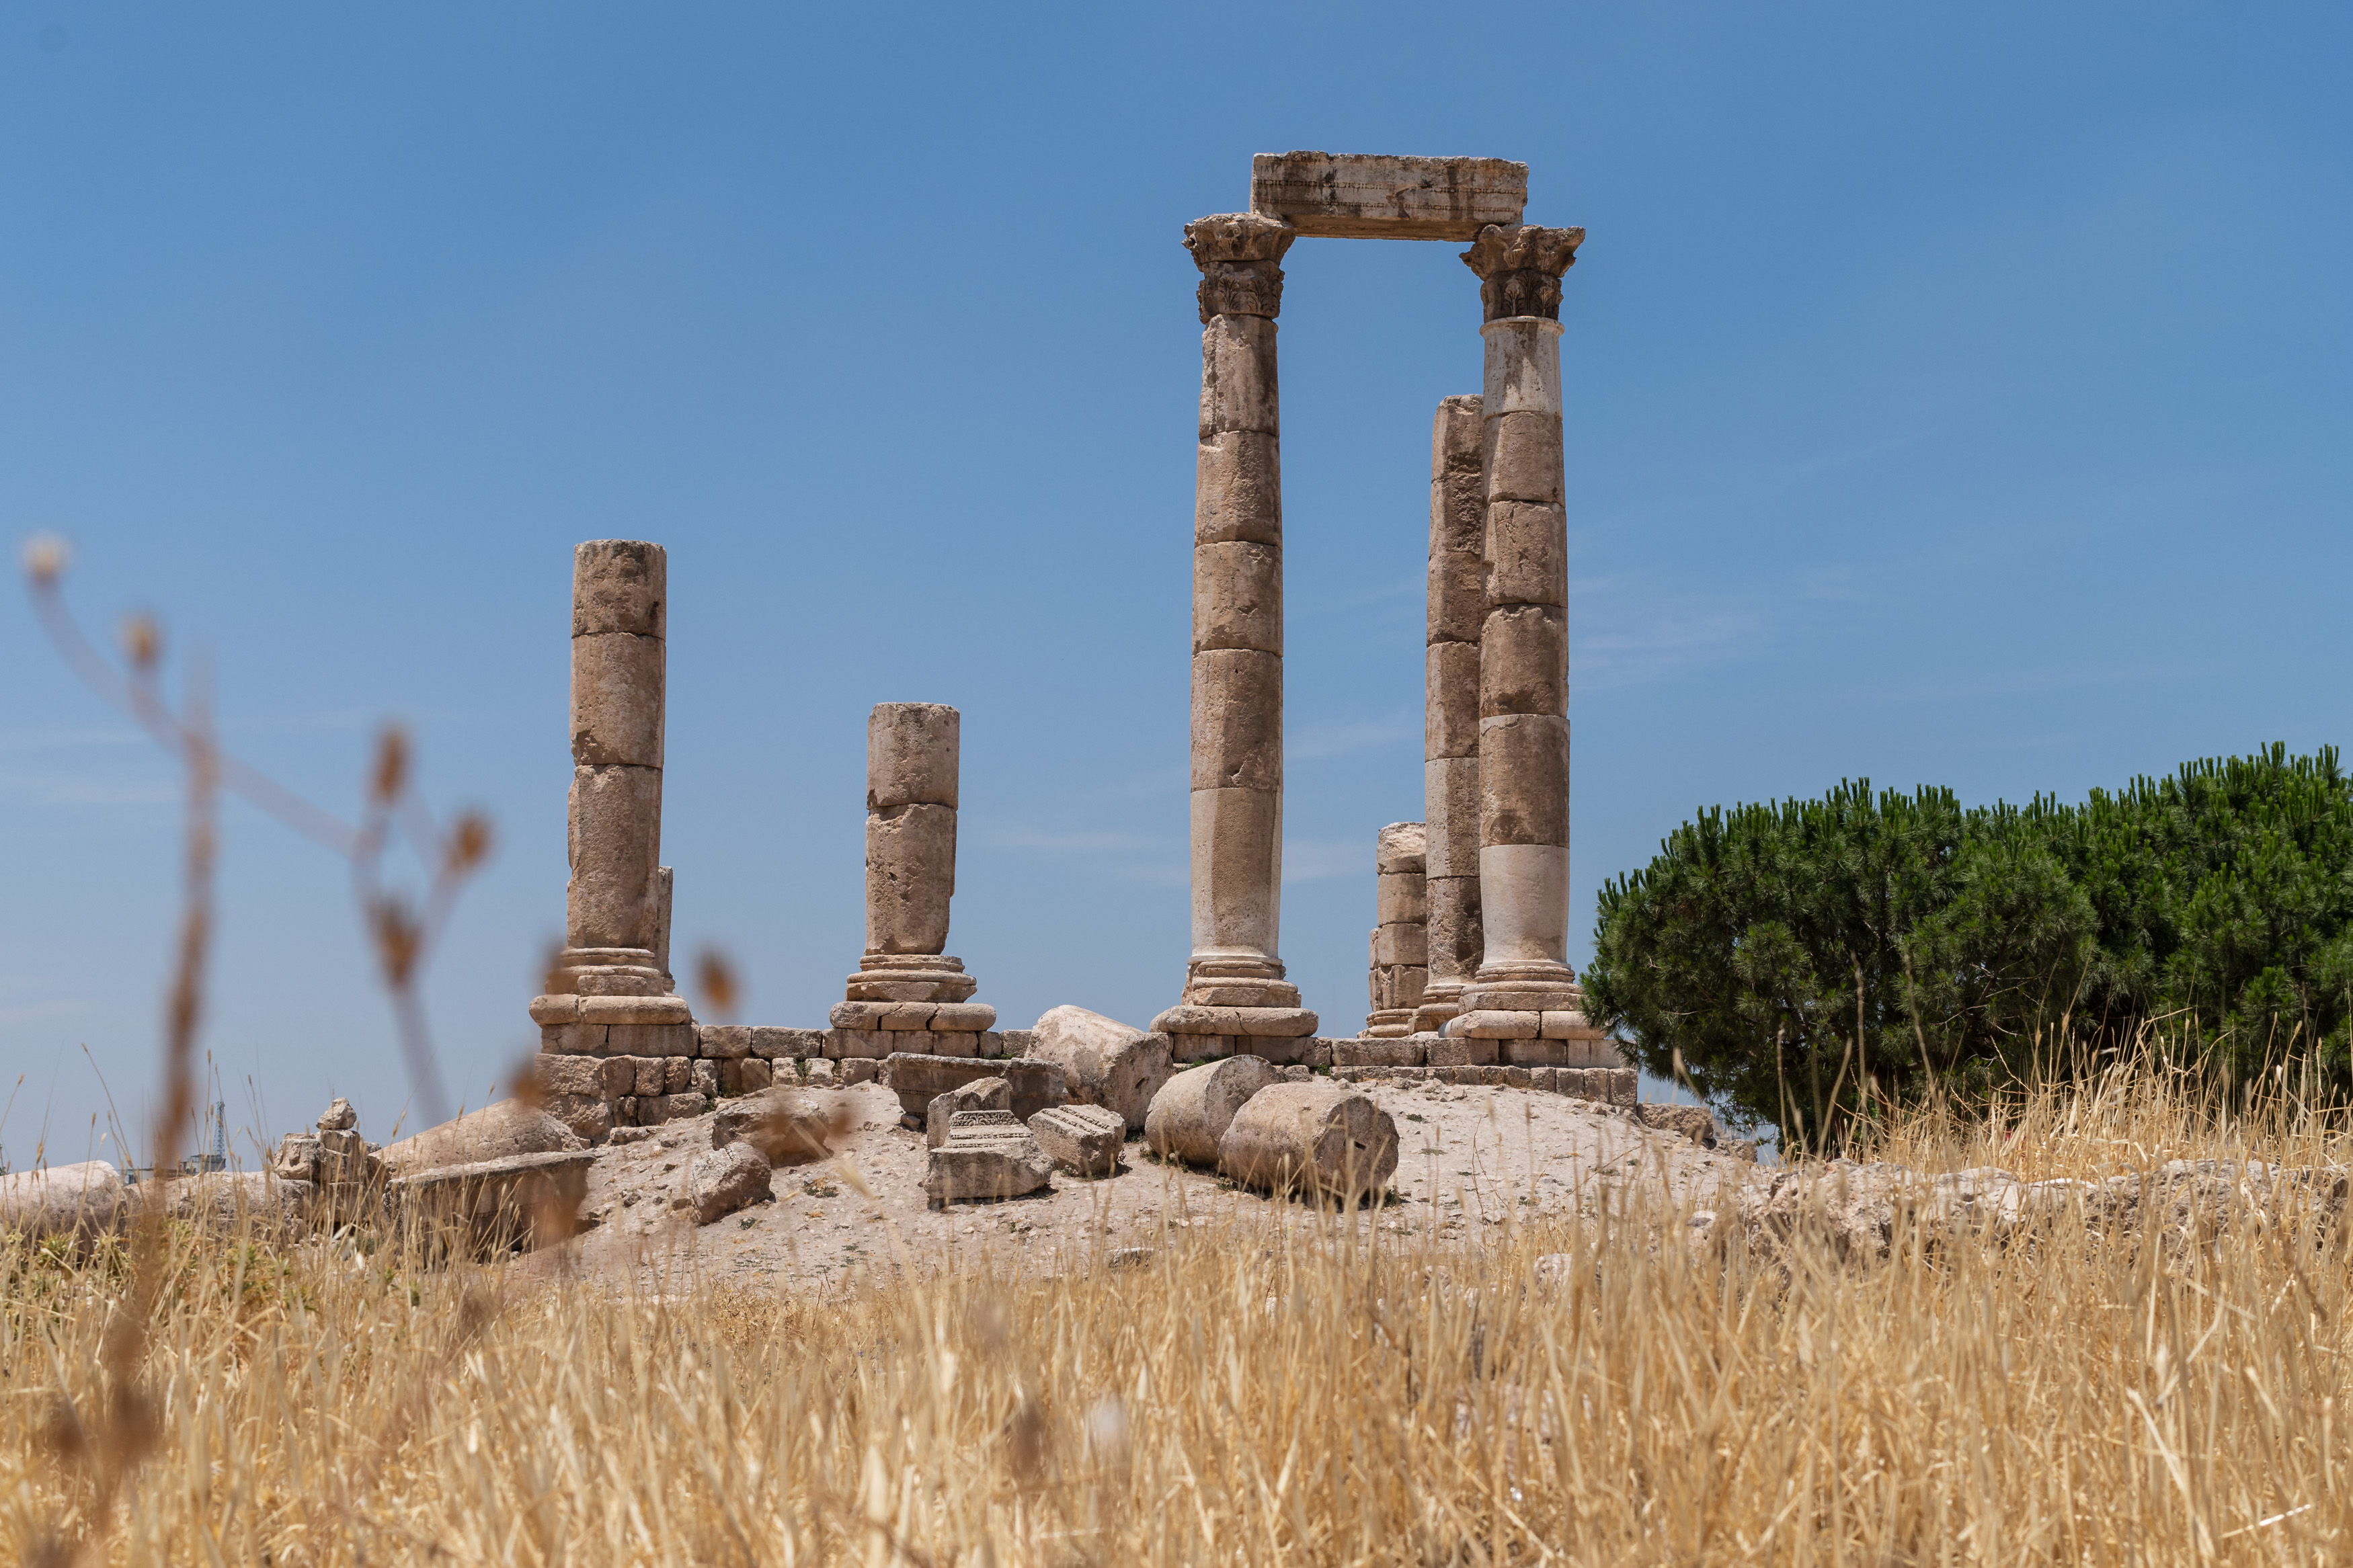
[[22, 534, 492, 1128], [17, 532, 495, 1561]]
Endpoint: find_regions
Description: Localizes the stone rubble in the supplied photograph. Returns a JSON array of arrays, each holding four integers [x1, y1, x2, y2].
[[1218, 1081, 1399, 1201], [926, 1077, 1010, 1149], [1027, 1006, 1173, 1132], [1144, 1055, 1281, 1168]]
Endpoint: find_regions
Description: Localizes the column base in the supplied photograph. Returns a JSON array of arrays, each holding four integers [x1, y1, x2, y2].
[[1411, 981, 1466, 1036], [1360, 1009, 1417, 1038], [1459, 960, 1585, 1016], [1150, 1003, 1320, 1046], [1179, 954, 1302, 1009], [844, 952, 979, 1003], [551, 948, 673, 997]]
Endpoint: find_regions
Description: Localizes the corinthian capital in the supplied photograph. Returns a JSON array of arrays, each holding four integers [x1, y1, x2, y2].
[[1460, 224, 1585, 322], [1184, 212, 1298, 323]]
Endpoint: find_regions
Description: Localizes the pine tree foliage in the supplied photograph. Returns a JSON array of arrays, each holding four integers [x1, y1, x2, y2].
[[1585, 744, 2353, 1144]]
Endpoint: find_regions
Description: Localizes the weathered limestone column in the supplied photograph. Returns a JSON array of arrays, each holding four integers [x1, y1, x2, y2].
[[1361, 822, 1427, 1037], [832, 704, 996, 1053], [1448, 226, 1613, 1067], [1152, 212, 1320, 1059], [1414, 395, 1486, 1036], [530, 540, 695, 1141]]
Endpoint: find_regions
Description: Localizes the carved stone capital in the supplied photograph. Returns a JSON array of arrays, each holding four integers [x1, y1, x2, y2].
[[1460, 224, 1585, 322], [1185, 212, 1297, 323]]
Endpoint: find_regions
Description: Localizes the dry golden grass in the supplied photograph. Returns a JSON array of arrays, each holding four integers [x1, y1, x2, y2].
[[6, 1060, 2350, 1566]]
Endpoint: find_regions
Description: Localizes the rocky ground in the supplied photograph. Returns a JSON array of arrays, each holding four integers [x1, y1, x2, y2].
[[545, 1078, 1755, 1292]]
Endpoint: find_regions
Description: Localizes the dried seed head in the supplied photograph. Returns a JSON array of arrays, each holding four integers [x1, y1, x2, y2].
[[694, 946, 740, 1020], [119, 612, 162, 672], [19, 533, 69, 589], [370, 896, 422, 987], [445, 811, 493, 876], [370, 726, 409, 806]]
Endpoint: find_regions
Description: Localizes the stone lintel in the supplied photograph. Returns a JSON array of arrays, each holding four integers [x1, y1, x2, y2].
[[1250, 153, 1526, 241], [1150, 1003, 1319, 1039]]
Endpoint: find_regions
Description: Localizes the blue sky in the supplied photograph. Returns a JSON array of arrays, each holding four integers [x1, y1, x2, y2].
[[3, 4, 2348, 1165]]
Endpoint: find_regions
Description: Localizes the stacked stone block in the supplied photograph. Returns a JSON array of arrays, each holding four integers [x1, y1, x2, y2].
[[1416, 395, 1487, 1036], [1361, 822, 1427, 1038], [832, 703, 998, 1055]]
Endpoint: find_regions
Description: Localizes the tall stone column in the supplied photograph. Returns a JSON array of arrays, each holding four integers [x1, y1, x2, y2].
[[832, 704, 995, 1040], [1414, 395, 1486, 1036], [1361, 822, 1427, 1037], [530, 540, 694, 1141], [1152, 211, 1320, 1060], [1448, 225, 1611, 1063]]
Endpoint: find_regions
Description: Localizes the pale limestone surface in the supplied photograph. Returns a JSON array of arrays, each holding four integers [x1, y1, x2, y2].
[[0, 1160, 124, 1238], [866, 702, 959, 811], [924, 1111, 1053, 1206], [551, 1079, 1750, 1292], [682, 1142, 771, 1225]]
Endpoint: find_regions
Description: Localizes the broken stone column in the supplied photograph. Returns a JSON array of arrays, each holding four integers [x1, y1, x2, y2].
[[832, 704, 997, 1050], [1152, 210, 1321, 1060], [1415, 395, 1486, 1036], [1361, 822, 1427, 1037], [1447, 225, 1613, 1068], [530, 540, 694, 1141], [1217, 1081, 1399, 1201]]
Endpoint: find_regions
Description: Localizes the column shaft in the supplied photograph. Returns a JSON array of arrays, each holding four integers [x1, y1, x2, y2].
[[563, 540, 670, 995], [1417, 395, 1486, 1033], [1363, 822, 1427, 1037], [845, 703, 980, 1007]]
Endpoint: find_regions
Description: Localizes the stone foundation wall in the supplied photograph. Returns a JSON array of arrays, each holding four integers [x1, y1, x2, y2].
[[535, 1022, 1047, 1140], [1333, 1061, 1636, 1104]]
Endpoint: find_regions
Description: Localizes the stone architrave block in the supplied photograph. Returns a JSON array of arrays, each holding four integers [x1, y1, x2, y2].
[[750, 1028, 826, 1061], [926, 1077, 1010, 1148], [1029, 1104, 1125, 1178], [1249, 153, 1527, 241], [1426, 1035, 1501, 1068], [1334, 1038, 1425, 1068], [1218, 1083, 1399, 1200], [696, 1025, 752, 1059], [534, 1053, 604, 1098], [923, 1111, 1053, 1206]]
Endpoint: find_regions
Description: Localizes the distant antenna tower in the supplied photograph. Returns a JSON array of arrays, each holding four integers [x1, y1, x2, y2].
[[211, 1100, 227, 1172]]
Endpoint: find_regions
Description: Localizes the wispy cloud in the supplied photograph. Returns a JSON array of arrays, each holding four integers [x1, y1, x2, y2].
[[1289, 712, 1417, 761], [1281, 837, 1363, 884], [988, 825, 1165, 854]]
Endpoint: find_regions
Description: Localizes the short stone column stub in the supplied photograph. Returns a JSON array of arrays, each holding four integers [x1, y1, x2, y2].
[[1449, 224, 1605, 1048], [1362, 821, 1428, 1038], [838, 704, 992, 1026], [1155, 210, 1318, 1045]]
